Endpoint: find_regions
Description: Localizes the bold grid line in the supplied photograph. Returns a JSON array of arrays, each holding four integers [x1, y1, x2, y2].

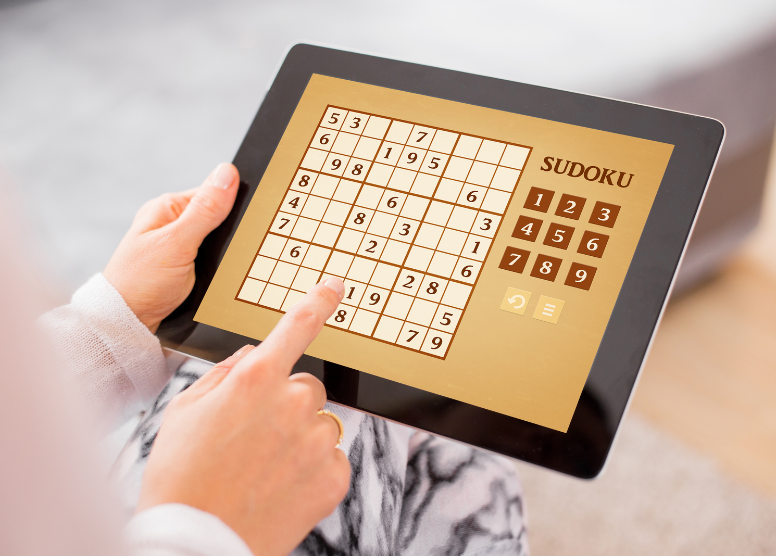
[[235, 105, 533, 359]]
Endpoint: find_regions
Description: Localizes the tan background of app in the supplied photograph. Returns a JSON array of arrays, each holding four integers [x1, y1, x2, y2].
[[195, 75, 674, 432]]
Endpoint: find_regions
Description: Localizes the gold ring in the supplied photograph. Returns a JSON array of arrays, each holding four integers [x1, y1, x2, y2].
[[317, 409, 344, 448]]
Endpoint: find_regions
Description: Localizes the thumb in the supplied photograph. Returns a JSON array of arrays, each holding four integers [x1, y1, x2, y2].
[[173, 163, 239, 246]]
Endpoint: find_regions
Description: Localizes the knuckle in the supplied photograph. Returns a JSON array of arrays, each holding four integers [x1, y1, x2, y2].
[[326, 456, 352, 503], [285, 305, 323, 332], [189, 192, 221, 220]]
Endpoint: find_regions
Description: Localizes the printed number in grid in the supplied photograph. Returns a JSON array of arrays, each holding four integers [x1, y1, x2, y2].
[[236, 106, 532, 358]]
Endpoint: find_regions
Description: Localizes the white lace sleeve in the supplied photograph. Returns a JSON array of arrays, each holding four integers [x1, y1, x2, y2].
[[38, 273, 172, 430], [125, 504, 253, 556]]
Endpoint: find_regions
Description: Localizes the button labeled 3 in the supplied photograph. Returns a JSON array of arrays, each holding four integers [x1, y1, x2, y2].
[[500, 287, 532, 315], [532, 295, 565, 324]]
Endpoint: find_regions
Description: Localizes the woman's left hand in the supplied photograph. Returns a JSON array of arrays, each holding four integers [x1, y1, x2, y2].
[[104, 163, 239, 333]]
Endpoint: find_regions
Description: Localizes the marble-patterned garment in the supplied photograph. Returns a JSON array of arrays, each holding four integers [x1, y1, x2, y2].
[[111, 357, 529, 556]]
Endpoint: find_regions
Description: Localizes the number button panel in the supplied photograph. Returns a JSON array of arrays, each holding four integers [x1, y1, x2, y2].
[[238, 104, 532, 359], [554, 194, 586, 220], [523, 187, 555, 213], [542, 222, 575, 250], [577, 230, 609, 258], [565, 262, 597, 290], [511, 215, 543, 242], [530, 254, 562, 282], [498, 247, 530, 274], [589, 201, 620, 228]]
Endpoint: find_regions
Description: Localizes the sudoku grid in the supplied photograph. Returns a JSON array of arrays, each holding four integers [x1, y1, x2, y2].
[[235, 105, 531, 358]]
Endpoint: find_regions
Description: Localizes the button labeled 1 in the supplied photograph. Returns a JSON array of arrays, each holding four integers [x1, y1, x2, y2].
[[500, 287, 532, 315], [532, 295, 565, 324]]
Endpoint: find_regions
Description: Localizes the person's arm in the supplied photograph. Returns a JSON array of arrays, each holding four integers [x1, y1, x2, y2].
[[38, 164, 239, 430]]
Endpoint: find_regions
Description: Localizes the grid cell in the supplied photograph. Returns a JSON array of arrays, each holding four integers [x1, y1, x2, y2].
[[269, 212, 297, 236], [342, 279, 368, 307], [311, 174, 339, 198], [400, 195, 430, 220], [336, 228, 365, 253], [480, 189, 511, 214], [366, 163, 393, 186], [348, 308, 380, 336], [313, 222, 341, 247], [280, 240, 309, 264], [397, 146, 427, 171], [424, 201, 453, 226], [476, 140, 506, 164], [332, 179, 361, 204], [248, 256, 276, 281], [396, 323, 428, 351], [377, 191, 407, 215], [500, 144, 530, 169], [387, 168, 416, 192], [404, 245, 434, 271], [269, 261, 299, 287], [471, 212, 501, 238], [281, 191, 308, 216], [327, 306, 354, 329], [384, 120, 413, 144], [370, 263, 400, 289], [421, 330, 452, 357], [237, 278, 266, 304], [300, 195, 329, 220], [453, 258, 482, 284], [420, 152, 448, 176], [428, 130, 458, 154], [342, 112, 369, 134], [322, 200, 352, 226], [434, 178, 463, 203], [414, 223, 444, 249], [281, 289, 305, 312], [426, 251, 457, 278], [446, 206, 477, 232], [301, 245, 330, 270], [453, 135, 482, 159], [259, 234, 287, 258], [436, 229, 467, 255], [396, 269, 424, 296], [325, 251, 354, 277], [431, 305, 462, 333], [407, 298, 437, 327], [383, 292, 414, 320], [441, 281, 472, 309], [345, 207, 374, 232], [367, 212, 398, 237], [380, 240, 410, 265], [320, 107, 347, 130], [362, 116, 391, 139], [352, 136, 381, 160], [417, 275, 448, 303], [489, 166, 520, 192], [443, 157, 473, 181], [344, 158, 371, 181], [461, 235, 491, 261], [290, 169, 318, 193], [410, 173, 439, 197], [347, 257, 377, 283], [408, 125, 435, 149], [300, 148, 327, 172], [355, 185, 384, 209], [466, 161, 496, 187], [373, 316, 403, 343], [311, 127, 337, 151], [259, 283, 288, 310], [323, 152, 349, 176], [376, 142, 403, 165], [360, 285, 389, 312], [291, 267, 321, 293], [357, 234, 387, 259], [456, 185, 486, 209], [390, 217, 419, 243]]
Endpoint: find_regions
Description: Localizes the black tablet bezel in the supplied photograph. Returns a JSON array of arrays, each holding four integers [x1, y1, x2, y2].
[[157, 44, 723, 479]]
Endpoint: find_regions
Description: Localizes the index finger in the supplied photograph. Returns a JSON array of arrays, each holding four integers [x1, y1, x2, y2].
[[234, 277, 344, 378]]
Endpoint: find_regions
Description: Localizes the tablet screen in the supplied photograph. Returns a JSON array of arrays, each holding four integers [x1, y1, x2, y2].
[[195, 74, 674, 432]]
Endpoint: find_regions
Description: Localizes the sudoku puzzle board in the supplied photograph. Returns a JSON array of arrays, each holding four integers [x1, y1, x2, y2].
[[235, 105, 532, 359]]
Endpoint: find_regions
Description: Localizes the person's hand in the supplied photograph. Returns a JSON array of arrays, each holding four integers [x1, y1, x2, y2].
[[136, 277, 350, 556], [104, 163, 239, 333]]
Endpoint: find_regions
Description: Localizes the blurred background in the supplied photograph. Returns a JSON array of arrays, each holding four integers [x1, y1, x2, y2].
[[1, 0, 775, 553]]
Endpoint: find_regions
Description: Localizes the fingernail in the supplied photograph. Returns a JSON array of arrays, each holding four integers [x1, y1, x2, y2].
[[233, 344, 254, 357], [322, 277, 345, 300], [210, 163, 236, 190]]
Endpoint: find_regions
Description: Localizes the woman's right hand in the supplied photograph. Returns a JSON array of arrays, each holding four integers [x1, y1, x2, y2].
[[136, 277, 350, 556]]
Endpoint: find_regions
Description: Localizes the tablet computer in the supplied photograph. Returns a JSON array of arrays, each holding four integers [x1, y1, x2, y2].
[[157, 44, 723, 479]]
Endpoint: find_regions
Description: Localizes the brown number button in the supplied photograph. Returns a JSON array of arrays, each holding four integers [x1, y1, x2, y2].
[[565, 262, 597, 290], [511, 215, 543, 242], [554, 194, 586, 220], [498, 247, 530, 273], [530, 254, 562, 282], [523, 187, 555, 213], [542, 222, 575, 250], [577, 230, 609, 258], [588, 201, 620, 228]]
